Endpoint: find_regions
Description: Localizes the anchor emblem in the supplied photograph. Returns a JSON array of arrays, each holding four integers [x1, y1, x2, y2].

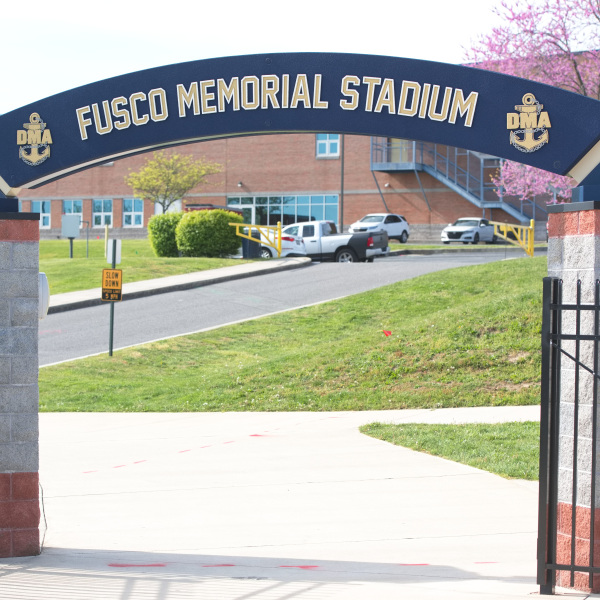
[[507, 93, 551, 153], [17, 113, 53, 166]]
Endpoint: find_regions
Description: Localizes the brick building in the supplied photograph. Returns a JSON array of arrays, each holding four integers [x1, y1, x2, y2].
[[18, 133, 544, 241]]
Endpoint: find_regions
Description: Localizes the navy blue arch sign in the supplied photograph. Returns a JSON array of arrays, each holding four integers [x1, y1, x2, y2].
[[1, 52, 600, 204]]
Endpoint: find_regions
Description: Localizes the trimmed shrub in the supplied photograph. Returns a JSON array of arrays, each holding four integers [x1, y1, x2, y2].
[[147, 212, 183, 257], [175, 209, 244, 257]]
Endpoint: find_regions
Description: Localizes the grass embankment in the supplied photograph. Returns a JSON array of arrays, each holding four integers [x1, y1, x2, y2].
[[40, 239, 248, 294], [40, 256, 546, 412], [361, 422, 540, 480]]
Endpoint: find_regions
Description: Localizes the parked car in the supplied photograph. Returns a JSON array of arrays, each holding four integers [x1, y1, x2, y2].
[[348, 213, 410, 243], [441, 218, 497, 244], [281, 220, 388, 262], [259, 231, 307, 258]]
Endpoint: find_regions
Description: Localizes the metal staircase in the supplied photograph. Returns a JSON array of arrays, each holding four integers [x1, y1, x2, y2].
[[370, 138, 547, 224]]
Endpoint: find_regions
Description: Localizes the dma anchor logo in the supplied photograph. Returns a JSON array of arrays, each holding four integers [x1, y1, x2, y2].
[[507, 93, 551, 153], [17, 112, 52, 166]]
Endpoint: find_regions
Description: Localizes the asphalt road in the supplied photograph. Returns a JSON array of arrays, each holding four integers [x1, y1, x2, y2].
[[39, 251, 525, 366]]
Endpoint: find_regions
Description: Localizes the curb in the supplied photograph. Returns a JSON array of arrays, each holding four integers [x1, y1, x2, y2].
[[48, 257, 312, 314]]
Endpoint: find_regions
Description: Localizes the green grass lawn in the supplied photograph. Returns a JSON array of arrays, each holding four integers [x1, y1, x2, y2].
[[40, 255, 546, 412], [40, 239, 250, 294], [360, 422, 540, 480]]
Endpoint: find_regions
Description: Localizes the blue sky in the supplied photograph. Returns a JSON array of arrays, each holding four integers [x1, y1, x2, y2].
[[1, 0, 501, 114]]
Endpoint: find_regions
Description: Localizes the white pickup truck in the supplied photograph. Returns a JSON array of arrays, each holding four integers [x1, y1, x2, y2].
[[281, 220, 389, 262]]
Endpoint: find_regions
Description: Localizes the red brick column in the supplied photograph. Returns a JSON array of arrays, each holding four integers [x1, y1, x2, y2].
[[547, 203, 600, 592], [0, 212, 41, 558]]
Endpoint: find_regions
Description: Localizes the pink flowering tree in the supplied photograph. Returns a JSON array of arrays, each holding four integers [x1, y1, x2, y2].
[[467, 0, 600, 204]]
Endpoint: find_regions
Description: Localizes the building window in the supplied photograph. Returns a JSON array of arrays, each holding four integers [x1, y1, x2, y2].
[[123, 198, 144, 227], [316, 134, 340, 158], [63, 200, 82, 226], [93, 199, 113, 227], [31, 201, 51, 228], [228, 194, 338, 228]]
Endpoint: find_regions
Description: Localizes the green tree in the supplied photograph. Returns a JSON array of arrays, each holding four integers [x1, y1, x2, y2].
[[125, 150, 222, 214]]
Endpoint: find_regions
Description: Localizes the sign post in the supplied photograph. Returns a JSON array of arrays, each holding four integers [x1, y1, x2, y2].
[[101, 239, 122, 356]]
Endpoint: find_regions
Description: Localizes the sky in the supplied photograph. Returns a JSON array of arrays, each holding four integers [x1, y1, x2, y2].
[[0, 0, 503, 115]]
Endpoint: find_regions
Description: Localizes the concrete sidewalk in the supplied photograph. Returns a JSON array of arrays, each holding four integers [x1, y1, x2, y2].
[[0, 406, 590, 599], [48, 257, 312, 314]]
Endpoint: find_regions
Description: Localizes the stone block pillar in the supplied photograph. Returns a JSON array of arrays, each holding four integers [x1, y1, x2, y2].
[[547, 201, 600, 591], [0, 212, 41, 557]]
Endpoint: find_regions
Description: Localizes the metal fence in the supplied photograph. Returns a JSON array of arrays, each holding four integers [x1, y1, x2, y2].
[[538, 277, 600, 594]]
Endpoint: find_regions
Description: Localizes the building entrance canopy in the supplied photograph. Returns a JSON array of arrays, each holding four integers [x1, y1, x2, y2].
[[1, 52, 600, 200]]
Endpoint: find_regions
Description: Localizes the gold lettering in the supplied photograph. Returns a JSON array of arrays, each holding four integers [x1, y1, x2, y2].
[[76, 106, 93, 140], [41, 130, 53, 144], [340, 75, 360, 110], [200, 81, 216, 114], [538, 111, 551, 128], [241, 76, 259, 110], [374, 78, 395, 114], [177, 82, 200, 116], [291, 74, 310, 108], [507, 113, 520, 129], [448, 89, 478, 127], [363, 76, 381, 112], [428, 85, 453, 122], [261, 75, 280, 109], [27, 130, 41, 144], [16, 130, 27, 145], [313, 74, 328, 109], [217, 78, 240, 112], [92, 101, 113, 135], [282, 74, 289, 109], [112, 97, 131, 130], [520, 112, 538, 129], [398, 81, 420, 116], [130, 92, 149, 126], [419, 83, 431, 119]]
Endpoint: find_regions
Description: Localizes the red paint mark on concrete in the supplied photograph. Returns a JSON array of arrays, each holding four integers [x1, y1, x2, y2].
[[200, 445, 212, 449], [178, 450, 191, 453], [202, 563, 235, 567], [82, 471, 97, 474], [398, 563, 429, 566], [280, 565, 319, 570], [113, 465, 126, 469], [133, 460, 147, 464], [223, 441, 234, 444], [250, 434, 265, 437], [109, 563, 167, 568]]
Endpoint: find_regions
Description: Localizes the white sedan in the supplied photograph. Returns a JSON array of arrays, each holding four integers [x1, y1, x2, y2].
[[259, 231, 307, 258], [348, 213, 410, 243], [441, 218, 497, 244]]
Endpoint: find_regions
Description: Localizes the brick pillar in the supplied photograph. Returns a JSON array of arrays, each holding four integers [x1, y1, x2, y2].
[[0, 212, 41, 557], [547, 201, 600, 591]]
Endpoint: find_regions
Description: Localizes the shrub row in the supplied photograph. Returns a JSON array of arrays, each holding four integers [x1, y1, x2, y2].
[[148, 210, 244, 257]]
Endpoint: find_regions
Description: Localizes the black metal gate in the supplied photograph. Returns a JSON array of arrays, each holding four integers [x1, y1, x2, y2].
[[538, 277, 600, 594]]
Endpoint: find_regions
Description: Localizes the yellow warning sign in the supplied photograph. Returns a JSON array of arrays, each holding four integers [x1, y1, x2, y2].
[[102, 268, 122, 301]]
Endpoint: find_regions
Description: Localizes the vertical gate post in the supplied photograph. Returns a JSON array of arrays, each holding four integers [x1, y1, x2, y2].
[[545, 200, 600, 591], [0, 211, 41, 557]]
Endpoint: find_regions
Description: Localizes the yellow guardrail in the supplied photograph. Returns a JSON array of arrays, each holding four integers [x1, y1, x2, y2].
[[490, 219, 535, 257], [229, 222, 282, 257]]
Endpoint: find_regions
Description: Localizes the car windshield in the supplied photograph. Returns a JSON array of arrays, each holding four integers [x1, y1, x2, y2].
[[453, 219, 480, 227], [360, 215, 384, 223]]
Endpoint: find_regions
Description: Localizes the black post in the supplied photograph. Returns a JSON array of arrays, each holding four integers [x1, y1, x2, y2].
[[69, 237, 74, 259], [538, 277, 559, 595], [109, 239, 116, 357]]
